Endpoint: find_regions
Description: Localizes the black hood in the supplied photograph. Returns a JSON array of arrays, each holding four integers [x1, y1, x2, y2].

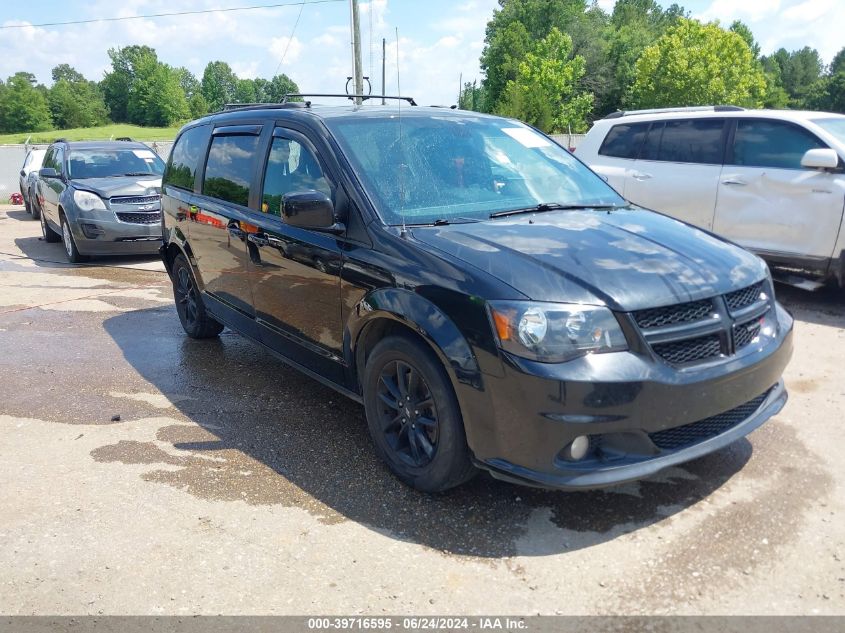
[[72, 176, 162, 199], [409, 208, 768, 312]]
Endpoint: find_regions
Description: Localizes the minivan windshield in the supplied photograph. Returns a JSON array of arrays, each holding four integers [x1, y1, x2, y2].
[[812, 117, 845, 146], [326, 114, 624, 225], [67, 148, 166, 180]]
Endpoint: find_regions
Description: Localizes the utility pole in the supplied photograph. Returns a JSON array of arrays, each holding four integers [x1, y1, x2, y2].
[[350, 0, 364, 105], [382, 38, 386, 105]]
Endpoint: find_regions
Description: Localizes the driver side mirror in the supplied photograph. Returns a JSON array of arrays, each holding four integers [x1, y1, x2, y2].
[[801, 148, 840, 170], [39, 167, 59, 179], [282, 191, 345, 234]]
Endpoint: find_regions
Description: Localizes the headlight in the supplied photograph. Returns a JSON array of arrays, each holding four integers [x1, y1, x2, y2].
[[73, 190, 106, 211], [488, 301, 627, 363]]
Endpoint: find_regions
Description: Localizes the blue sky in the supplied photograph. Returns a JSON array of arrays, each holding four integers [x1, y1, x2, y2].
[[1, 0, 843, 107]]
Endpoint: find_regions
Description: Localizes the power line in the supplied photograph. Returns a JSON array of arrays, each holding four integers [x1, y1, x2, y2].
[[272, 0, 307, 77], [0, 0, 343, 30]]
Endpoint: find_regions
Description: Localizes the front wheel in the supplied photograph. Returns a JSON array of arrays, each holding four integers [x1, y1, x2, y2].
[[172, 253, 224, 339], [363, 334, 476, 492], [61, 216, 89, 263]]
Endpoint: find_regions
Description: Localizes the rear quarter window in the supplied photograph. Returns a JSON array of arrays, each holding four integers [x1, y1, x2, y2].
[[164, 125, 211, 191], [598, 122, 649, 159]]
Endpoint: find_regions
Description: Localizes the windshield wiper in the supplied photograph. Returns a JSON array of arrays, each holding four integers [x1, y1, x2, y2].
[[402, 217, 482, 227], [489, 202, 622, 219], [120, 172, 157, 177]]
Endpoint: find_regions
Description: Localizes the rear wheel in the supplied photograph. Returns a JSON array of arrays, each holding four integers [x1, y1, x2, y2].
[[40, 208, 60, 243], [172, 253, 224, 339], [363, 334, 476, 492], [61, 216, 89, 263]]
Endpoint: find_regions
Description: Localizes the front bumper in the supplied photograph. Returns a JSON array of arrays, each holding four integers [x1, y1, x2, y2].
[[70, 211, 162, 256], [464, 304, 794, 490]]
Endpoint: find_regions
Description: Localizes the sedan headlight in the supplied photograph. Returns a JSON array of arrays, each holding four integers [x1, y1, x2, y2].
[[73, 190, 106, 211], [488, 301, 627, 363]]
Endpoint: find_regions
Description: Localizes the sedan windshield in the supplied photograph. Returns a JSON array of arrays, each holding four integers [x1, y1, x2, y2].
[[326, 113, 624, 225], [67, 148, 166, 179], [812, 117, 845, 147]]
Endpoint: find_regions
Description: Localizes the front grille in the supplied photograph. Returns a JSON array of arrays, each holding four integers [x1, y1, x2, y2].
[[649, 390, 771, 450], [634, 299, 713, 329], [634, 281, 769, 366], [652, 334, 722, 365], [726, 282, 763, 312], [116, 211, 161, 224], [734, 319, 762, 350], [110, 195, 160, 206]]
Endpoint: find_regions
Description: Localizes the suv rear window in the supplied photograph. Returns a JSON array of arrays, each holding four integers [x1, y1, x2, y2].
[[656, 119, 725, 164], [598, 122, 649, 159], [164, 125, 211, 191], [202, 134, 260, 207]]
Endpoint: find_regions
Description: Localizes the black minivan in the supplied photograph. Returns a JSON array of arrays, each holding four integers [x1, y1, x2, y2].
[[160, 100, 793, 492]]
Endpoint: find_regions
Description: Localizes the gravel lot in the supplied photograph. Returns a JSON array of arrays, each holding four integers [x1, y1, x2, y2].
[[0, 204, 843, 616]]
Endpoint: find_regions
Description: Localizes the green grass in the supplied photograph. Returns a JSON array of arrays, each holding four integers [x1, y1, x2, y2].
[[0, 123, 180, 145]]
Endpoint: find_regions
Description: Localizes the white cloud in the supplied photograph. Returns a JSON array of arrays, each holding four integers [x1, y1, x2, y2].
[[696, 0, 782, 23], [267, 36, 304, 67]]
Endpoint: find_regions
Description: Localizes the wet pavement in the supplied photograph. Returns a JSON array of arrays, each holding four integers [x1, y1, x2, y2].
[[0, 204, 843, 615]]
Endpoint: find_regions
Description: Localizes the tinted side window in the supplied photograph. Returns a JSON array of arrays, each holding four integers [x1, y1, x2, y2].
[[53, 148, 65, 174], [202, 134, 260, 207], [658, 119, 724, 164], [598, 122, 649, 159], [164, 125, 211, 191], [42, 149, 54, 171], [261, 137, 331, 217], [731, 120, 826, 169], [640, 122, 664, 161]]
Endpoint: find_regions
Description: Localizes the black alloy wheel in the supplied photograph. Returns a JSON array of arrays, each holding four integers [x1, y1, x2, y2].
[[363, 334, 476, 492], [377, 359, 440, 467], [172, 254, 224, 339]]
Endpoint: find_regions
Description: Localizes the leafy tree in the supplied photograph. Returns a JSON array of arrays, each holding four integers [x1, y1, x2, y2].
[[498, 27, 593, 133], [831, 46, 845, 76], [729, 20, 760, 58], [234, 78, 257, 104], [47, 65, 109, 129], [264, 74, 300, 102], [480, 0, 613, 114], [606, 0, 687, 113], [174, 67, 201, 99], [101, 46, 159, 122], [459, 80, 486, 111], [0, 72, 53, 132], [189, 92, 210, 118], [201, 61, 238, 112], [628, 18, 767, 109], [762, 47, 823, 108], [127, 57, 189, 126]]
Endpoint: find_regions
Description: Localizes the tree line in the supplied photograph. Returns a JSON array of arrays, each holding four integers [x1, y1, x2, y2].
[[0, 45, 299, 134], [461, 0, 845, 133]]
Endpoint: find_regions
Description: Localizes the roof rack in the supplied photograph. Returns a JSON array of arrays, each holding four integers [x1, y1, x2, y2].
[[603, 105, 745, 119], [221, 102, 307, 112], [282, 93, 418, 106]]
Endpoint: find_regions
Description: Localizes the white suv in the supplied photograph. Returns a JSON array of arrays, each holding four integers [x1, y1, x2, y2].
[[576, 107, 845, 289]]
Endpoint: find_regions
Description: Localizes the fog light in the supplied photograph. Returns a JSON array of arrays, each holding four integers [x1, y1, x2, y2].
[[562, 435, 590, 462], [81, 223, 104, 238]]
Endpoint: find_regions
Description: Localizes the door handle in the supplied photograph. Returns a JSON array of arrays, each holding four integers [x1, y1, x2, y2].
[[248, 233, 269, 247], [632, 171, 652, 181], [721, 178, 747, 186]]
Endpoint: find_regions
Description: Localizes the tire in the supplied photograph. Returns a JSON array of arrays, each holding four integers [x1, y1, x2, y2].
[[29, 189, 40, 219], [40, 207, 60, 243], [172, 253, 224, 339], [363, 334, 476, 492], [61, 215, 89, 263], [23, 191, 31, 215]]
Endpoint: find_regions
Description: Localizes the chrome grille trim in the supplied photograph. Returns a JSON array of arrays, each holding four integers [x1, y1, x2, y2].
[[110, 195, 160, 206]]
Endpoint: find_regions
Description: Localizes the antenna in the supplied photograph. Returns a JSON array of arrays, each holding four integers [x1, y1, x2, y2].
[[396, 26, 407, 238]]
